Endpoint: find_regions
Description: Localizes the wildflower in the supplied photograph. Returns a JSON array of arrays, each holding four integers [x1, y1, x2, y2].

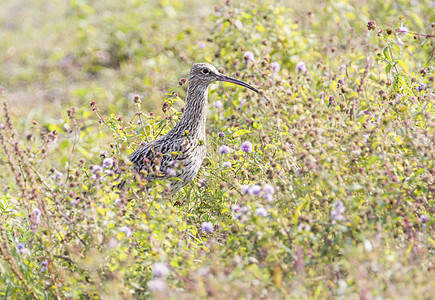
[[120, 226, 132, 238], [199, 179, 208, 188], [235, 206, 251, 220], [152, 262, 170, 278], [397, 27, 408, 34], [238, 97, 246, 109], [92, 165, 103, 174], [263, 184, 275, 195], [53, 171, 63, 181], [216, 18, 223, 30], [99, 150, 108, 157], [162, 102, 170, 112], [201, 221, 214, 233], [367, 20, 377, 31], [420, 215, 430, 223], [243, 51, 255, 63], [250, 185, 262, 195], [416, 84, 426, 92], [232, 204, 241, 212], [213, 100, 223, 109], [255, 207, 268, 217], [263, 193, 273, 202], [198, 41, 206, 49], [148, 279, 166, 292], [218, 132, 225, 138], [328, 95, 336, 106], [166, 168, 176, 176], [270, 62, 280, 73], [104, 169, 113, 176], [41, 260, 48, 272], [17, 243, 26, 254], [198, 266, 210, 276], [33, 207, 41, 219], [298, 223, 312, 231], [219, 145, 231, 155], [296, 61, 307, 72], [242, 185, 251, 194], [331, 200, 346, 223], [241, 141, 253, 153], [102, 158, 114, 168], [222, 161, 232, 168]]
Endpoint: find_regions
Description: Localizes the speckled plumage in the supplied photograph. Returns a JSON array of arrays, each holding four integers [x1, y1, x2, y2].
[[129, 63, 259, 193]]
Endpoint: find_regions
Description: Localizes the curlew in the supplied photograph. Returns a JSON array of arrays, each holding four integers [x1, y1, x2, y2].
[[129, 63, 259, 193]]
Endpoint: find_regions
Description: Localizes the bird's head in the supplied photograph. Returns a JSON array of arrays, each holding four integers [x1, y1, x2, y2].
[[189, 63, 259, 94]]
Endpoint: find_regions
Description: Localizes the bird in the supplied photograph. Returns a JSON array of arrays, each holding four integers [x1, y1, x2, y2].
[[129, 63, 260, 194]]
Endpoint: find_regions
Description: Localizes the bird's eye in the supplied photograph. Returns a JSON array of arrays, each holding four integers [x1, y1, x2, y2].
[[202, 68, 210, 74]]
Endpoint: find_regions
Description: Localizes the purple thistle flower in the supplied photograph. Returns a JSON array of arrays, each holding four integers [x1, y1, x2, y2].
[[92, 165, 103, 174], [166, 168, 176, 176], [250, 185, 262, 195], [53, 172, 63, 181], [222, 161, 232, 168], [329, 95, 336, 106], [255, 207, 268, 217], [296, 61, 307, 73], [270, 62, 280, 73], [102, 158, 114, 168], [243, 51, 255, 63], [148, 279, 166, 292], [420, 215, 430, 223], [241, 141, 253, 153], [331, 201, 346, 223], [41, 260, 48, 272], [201, 221, 214, 233], [263, 184, 275, 195], [213, 100, 223, 109], [416, 84, 426, 92], [218, 132, 225, 138], [242, 185, 251, 194], [199, 179, 208, 188], [238, 98, 246, 109], [120, 226, 132, 238], [219, 145, 231, 155], [152, 262, 170, 278], [33, 207, 41, 218], [232, 204, 241, 212], [397, 26, 408, 34], [17, 243, 26, 254], [263, 193, 273, 202], [104, 169, 113, 175]]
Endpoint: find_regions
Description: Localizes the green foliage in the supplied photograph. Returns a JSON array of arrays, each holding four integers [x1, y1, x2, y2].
[[0, 0, 434, 298]]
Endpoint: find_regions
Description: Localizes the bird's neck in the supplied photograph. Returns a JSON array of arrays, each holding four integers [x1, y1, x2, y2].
[[175, 82, 209, 139]]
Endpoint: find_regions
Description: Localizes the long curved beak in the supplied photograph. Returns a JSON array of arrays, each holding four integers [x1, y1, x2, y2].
[[216, 74, 259, 94]]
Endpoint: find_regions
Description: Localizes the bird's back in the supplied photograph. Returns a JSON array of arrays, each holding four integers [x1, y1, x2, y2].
[[129, 134, 206, 193]]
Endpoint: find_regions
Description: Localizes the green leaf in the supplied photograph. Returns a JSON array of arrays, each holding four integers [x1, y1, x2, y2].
[[233, 129, 251, 137], [396, 60, 408, 74], [383, 46, 391, 61], [385, 63, 392, 74]]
